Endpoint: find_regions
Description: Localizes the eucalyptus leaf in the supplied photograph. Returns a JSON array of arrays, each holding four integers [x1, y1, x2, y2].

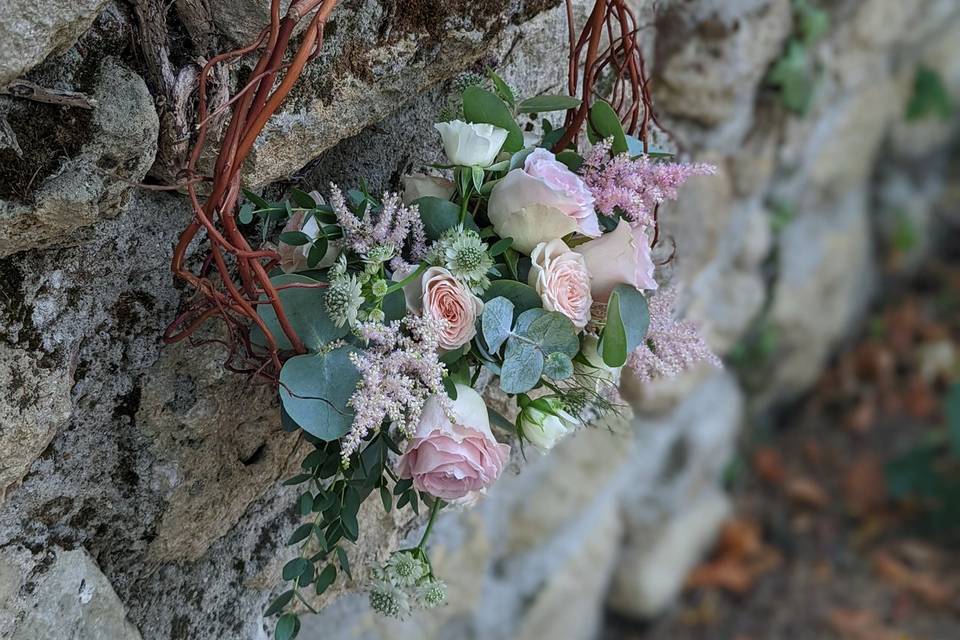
[[415, 196, 479, 239], [279, 231, 311, 246], [251, 274, 347, 352], [555, 150, 584, 171], [279, 346, 360, 441], [509, 148, 534, 171], [290, 188, 317, 209], [481, 296, 515, 353], [482, 280, 541, 317], [242, 188, 270, 210], [275, 614, 300, 640], [486, 68, 516, 107], [587, 100, 628, 154], [543, 351, 574, 380], [462, 86, 523, 152], [517, 95, 581, 113], [500, 337, 544, 394], [523, 311, 579, 358], [238, 203, 254, 224]]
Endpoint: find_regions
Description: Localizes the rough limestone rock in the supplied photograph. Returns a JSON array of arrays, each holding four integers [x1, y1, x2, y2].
[[0, 0, 957, 638], [0, 57, 159, 257], [1, 545, 142, 640], [0, 0, 109, 86]]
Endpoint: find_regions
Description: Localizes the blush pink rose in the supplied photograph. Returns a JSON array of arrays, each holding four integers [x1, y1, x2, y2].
[[527, 239, 593, 329], [488, 148, 600, 254], [402, 266, 483, 350], [397, 385, 510, 502], [574, 219, 658, 301]]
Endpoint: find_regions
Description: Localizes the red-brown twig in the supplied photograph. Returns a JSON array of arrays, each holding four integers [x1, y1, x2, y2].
[[165, 0, 339, 379]]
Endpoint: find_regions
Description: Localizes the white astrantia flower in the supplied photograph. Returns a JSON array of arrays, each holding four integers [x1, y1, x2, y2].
[[519, 397, 580, 452], [430, 226, 493, 294], [325, 273, 363, 327], [434, 120, 509, 168], [386, 552, 428, 588], [416, 579, 448, 608], [369, 575, 411, 619]]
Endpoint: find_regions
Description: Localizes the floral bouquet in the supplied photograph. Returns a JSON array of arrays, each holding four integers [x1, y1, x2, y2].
[[257, 74, 716, 638]]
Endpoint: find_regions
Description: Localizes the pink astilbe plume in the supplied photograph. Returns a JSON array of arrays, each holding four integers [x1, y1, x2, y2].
[[329, 184, 428, 260], [627, 288, 721, 382], [343, 315, 448, 462], [581, 140, 716, 228]]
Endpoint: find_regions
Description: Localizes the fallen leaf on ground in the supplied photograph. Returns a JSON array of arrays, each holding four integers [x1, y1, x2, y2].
[[872, 549, 952, 607], [686, 518, 781, 594], [752, 447, 785, 485], [786, 476, 830, 509], [843, 454, 887, 516], [826, 608, 904, 640]]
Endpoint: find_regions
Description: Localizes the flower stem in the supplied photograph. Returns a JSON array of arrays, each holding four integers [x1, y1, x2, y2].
[[416, 498, 443, 550], [384, 262, 428, 295]]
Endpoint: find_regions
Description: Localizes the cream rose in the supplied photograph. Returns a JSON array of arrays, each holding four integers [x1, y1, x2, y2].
[[573, 219, 657, 301], [527, 239, 592, 329], [397, 385, 510, 501], [487, 148, 600, 254], [402, 266, 483, 350], [401, 174, 456, 205], [434, 120, 509, 167]]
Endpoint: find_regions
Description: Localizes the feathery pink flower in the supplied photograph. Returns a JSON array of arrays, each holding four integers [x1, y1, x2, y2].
[[581, 140, 715, 228], [343, 315, 448, 461], [329, 185, 428, 260], [627, 289, 721, 382]]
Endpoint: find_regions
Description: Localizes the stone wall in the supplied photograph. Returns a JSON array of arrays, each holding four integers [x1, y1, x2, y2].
[[0, 0, 957, 638]]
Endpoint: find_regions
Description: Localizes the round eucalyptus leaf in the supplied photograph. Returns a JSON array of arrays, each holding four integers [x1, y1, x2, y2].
[[251, 273, 348, 352], [543, 352, 574, 381], [279, 345, 360, 441]]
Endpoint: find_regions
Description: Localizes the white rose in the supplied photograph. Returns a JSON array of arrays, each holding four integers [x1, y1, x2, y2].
[[520, 398, 578, 452], [527, 239, 592, 329], [487, 148, 600, 254], [576, 334, 622, 395], [402, 174, 456, 205], [434, 120, 509, 167]]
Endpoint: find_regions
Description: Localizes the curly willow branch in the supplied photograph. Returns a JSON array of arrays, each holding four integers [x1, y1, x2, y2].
[[164, 0, 337, 379], [554, 0, 669, 243]]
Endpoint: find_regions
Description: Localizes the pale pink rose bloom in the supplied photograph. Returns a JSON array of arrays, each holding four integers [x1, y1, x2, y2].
[[488, 148, 600, 254], [527, 239, 593, 329], [397, 385, 510, 502], [401, 174, 456, 205], [403, 266, 483, 350], [574, 219, 658, 301]]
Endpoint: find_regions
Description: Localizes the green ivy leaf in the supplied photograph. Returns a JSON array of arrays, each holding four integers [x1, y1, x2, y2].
[[517, 95, 581, 113], [768, 40, 816, 115], [279, 346, 360, 441], [462, 86, 524, 152], [282, 558, 310, 581], [279, 231, 312, 246]]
